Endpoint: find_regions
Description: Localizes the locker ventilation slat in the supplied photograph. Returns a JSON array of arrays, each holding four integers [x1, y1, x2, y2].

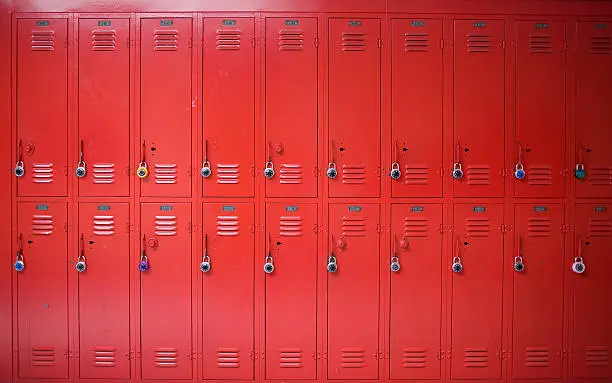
[[217, 215, 239, 236], [403, 348, 427, 368], [404, 218, 429, 238], [585, 346, 610, 367], [529, 34, 553, 54], [404, 33, 429, 52], [279, 30, 304, 51], [31, 347, 56, 366], [32, 214, 54, 236], [154, 348, 178, 368], [154, 163, 177, 184], [280, 216, 303, 237], [93, 347, 116, 368], [154, 215, 177, 236], [340, 348, 365, 368], [342, 164, 366, 184], [91, 30, 116, 51], [216, 30, 241, 50], [279, 348, 303, 368], [342, 32, 366, 51], [527, 166, 553, 185], [589, 218, 612, 237], [527, 217, 552, 237], [93, 215, 115, 236], [279, 163, 303, 184], [342, 216, 366, 237], [589, 166, 612, 185], [466, 33, 491, 53], [525, 347, 550, 367], [217, 163, 240, 184], [465, 218, 490, 238], [93, 163, 116, 184], [404, 165, 429, 185], [463, 347, 488, 368], [216, 349, 240, 368], [590, 36, 612, 55], [154, 30, 178, 51], [32, 163, 54, 184], [466, 166, 491, 185], [31, 30, 55, 51]]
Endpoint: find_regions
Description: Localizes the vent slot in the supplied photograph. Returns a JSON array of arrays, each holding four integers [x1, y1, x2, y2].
[[589, 167, 612, 185], [342, 164, 366, 184], [341, 348, 365, 368], [154, 215, 177, 236], [93, 215, 115, 236], [586, 346, 610, 367], [91, 30, 116, 51], [154, 348, 178, 368], [342, 216, 366, 237], [527, 217, 552, 237], [403, 348, 427, 368], [342, 32, 366, 51], [154, 30, 178, 51], [466, 34, 491, 53], [527, 166, 553, 185], [589, 218, 612, 237], [465, 218, 490, 238], [32, 214, 54, 236], [154, 164, 177, 184], [404, 165, 429, 185], [404, 218, 429, 238], [93, 163, 115, 184], [217, 164, 240, 184], [464, 347, 488, 368], [279, 348, 303, 368], [279, 164, 303, 184], [529, 34, 553, 53], [279, 30, 304, 50], [217, 349, 240, 368], [590, 36, 612, 55], [216, 30, 241, 50], [405, 33, 429, 52], [31, 347, 56, 366], [217, 215, 239, 236], [32, 163, 54, 184], [280, 216, 303, 237], [525, 347, 550, 367], [93, 347, 116, 368], [31, 30, 55, 51], [466, 166, 491, 185]]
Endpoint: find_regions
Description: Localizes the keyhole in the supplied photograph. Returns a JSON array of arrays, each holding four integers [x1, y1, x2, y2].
[[525, 148, 531, 153], [27, 240, 33, 244], [151, 147, 157, 151], [89, 240, 95, 245], [402, 147, 408, 152], [463, 241, 469, 245], [586, 148, 592, 153], [276, 241, 281, 246], [339, 147, 345, 152], [464, 148, 470, 152], [585, 241, 591, 246]]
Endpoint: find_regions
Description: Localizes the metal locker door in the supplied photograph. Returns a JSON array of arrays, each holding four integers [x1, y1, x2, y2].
[[78, 202, 130, 379], [512, 204, 564, 379], [514, 21, 565, 198], [328, 19, 381, 198], [575, 22, 612, 198], [572, 204, 612, 379], [453, 20, 505, 198], [328, 203, 380, 380], [78, 18, 130, 197], [16, 202, 68, 378], [202, 203, 254, 380], [265, 18, 318, 198], [140, 18, 192, 197], [140, 203, 192, 379], [391, 19, 443, 198], [389, 204, 443, 380], [16, 18, 68, 197], [451, 203, 503, 380], [202, 18, 255, 197], [265, 203, 317, 380]]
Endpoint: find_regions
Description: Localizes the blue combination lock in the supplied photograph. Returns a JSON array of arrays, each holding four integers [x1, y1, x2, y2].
[[514, 163, 526, 180], [575, 164, 586, 180]]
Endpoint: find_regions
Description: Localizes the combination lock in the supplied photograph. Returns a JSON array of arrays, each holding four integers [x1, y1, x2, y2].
[[514, 163, 526, 180], [452, 163, 464, 180], [513, 256, 525, 272], [264, 162, 275, 179], [14, 161, 25, 177], [326, 163, 337, 179], [390, 162, 401, 180], [137, 162, 149, 178], [575, 164, 586, 180], [572, 257, 585, 274], [452, 257, 463, 273], [201, 161, 212, 178]]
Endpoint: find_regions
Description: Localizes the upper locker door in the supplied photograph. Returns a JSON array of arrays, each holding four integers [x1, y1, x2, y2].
[[575, 22, 612, 197], [203, 18, 255, 197], [140, 18, 192, 197], [453, 20, 505, 197], [17, 18, 68, 197], [140, 203, 192, 380], [391, 19, 443, 197], [390, 204, 443, 380], [513, 204, 564, 379], [572, 204, 612, 379], [17, 202, 68, 379], [265, 203, 317, 380], [202, 203, 255, 380], [78, 18, 130, 197], [265, 18, 318, 197], [514, 21, 565, 198], [328, 19, 381, 197], [451, 203, 503, 380], [78, 202, 130, 379], [328, 204, 379, 380]]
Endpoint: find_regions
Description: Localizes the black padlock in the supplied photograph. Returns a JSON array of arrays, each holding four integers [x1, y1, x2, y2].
[[326, 163, 338, 179], [14, 161, 25, 177], [201, 161, 212, 178], [452, 257, 463, 273]]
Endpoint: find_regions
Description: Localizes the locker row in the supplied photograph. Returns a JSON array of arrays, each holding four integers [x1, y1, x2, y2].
[[12, 15, 612, 199], [11, 201, 612, 381]]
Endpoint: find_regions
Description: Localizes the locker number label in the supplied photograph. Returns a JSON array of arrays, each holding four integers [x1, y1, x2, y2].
[[595, 206, 607, 213], [36, 204, 49, 211], [473, 22, 487, 28], [222, 205, 235, 212], [348, 205, 362, 212], [534, 206, 548, 212], [535, 23, 548, 29], [285, 20, 299, 26], [285, 206, 298, 212], [98, 20, 111, 27], [411, 20, 425, 27], [472, 206, 486, 213], [411, 206, 424, 212], [36, 20, 50, 27], [98, 205, 111, 211], [595, 23, 608, 29], [160, 20, 173, 26], [223, 20, 237, 26], [348, 20, 362, 27], [160, 205, 173, 211]]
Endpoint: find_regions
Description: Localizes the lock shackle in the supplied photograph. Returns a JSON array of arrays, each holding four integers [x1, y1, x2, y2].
[[203, 139, 209, 163], [328, 162, 336, 170], [15, 251, 24, 263], [140, 254, 149, 262], [265, 255, 274, 264], [391, 255, 399, 263], [15, 160, 24, 168], [202, 160, 211, 168], [514, 255, 523, 263], [328, 255, 337, 264], [453, 256, 462, 264], [515, 163, 524, 171], [265, 161, 273, 169], [575, 163, 585, 171], [139, 161, 147, 169], [78, 254, 86, 263], [391, 162, 400, 170]]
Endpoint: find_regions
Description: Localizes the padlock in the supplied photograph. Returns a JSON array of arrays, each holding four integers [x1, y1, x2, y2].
[[514, 163, 526, 180], [200, 255, 211, 273], [390, 162, 401, 180], [452, 163, 463, 180], [264, 255, 275, 274], [452, 257, 463, 273], [139, 255, 150, 272], [137, 162, 149, 178], [572, 257, 585, 274], [390, 255, 400, 272], [75, 255, 87, 273], [201, 161, 212, 178], [264, 161, 275, 179], [575, 164, 586, 180], [513, 256, 525, 272], [75, 161, 87, 178], [14, 252, 24, 272], [327, 255, 338, 273], [14, 161, 25, 177], [326, 162, 338, 179]]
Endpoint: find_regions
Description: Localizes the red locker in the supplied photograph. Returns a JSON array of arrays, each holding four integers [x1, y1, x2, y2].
[[16, 18, 68, 197], [265, 18, 318, 198], [451, 203, 503, 380], [328, 18, 381, 197], [572, 204, 612, 379], [265, 203, 317, 380], [391, 19, 443, 198], [140, 203, 192, 379], [16, 202, 68, 378], [512, 203, 564, 379], [78, 202, 130, 379], [453, 20, 505, 197], [328, 203, 379, 380], [202, 17, 255, 197], [575, 22, 612, 198], [140, 17, 192, 197], [78, 18, 130, 197], [514, 21, 565, 198], [202, 203, 254, 380], [389, 204, 443, 380]]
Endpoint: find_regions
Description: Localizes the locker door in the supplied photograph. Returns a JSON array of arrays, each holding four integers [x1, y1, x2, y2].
[[390, 204, 442, 380], [265, 18, 318, 198], [140, 203, 192, 379], [451, 203, 503, 379], [328, 19, 381, 197], [572, 204, 612, 379], [514, 21, 565, 198], [140, 18, 192, 197], [575, 22, 612, 198], [265, 203, 317, 380], [78, 202, 130, 379], [391, 19, 443, 197], [203, 18, 255, 197], [202, 203, 254, 380], [17, 202, 68, 378], [453, 20, 505, 197], [78, 18, 130, 197], [513, 204, 564, 379], [16, 18, 68, 197], [328, 203, 379, 380]]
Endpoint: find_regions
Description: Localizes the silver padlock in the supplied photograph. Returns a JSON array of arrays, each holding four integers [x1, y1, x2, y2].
[[201, 161, 212, 178], [14, 252, 25, 272], [264, 255, 275, 274], [513, 256, 525, 272], [514, 163, 526, 180], [572, 257, 585, 274], [14, 161, 25, 177], [264, 161, 275, 179], [75, 255, 87, 273], [137, 162, 149, 178], [75, 160, 87, 178], [326, 162, 338, 179], [452, 163, 464, 180], [452, 256, 463, 273], [327, 255, 338, 273], [200, 255, 211, 273], [390, 255, 400, 272], [390, 162, 401, 180]]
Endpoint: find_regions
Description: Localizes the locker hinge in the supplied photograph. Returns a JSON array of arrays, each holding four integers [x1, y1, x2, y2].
[[124, 223, 134, 233], [126, 38, 130, 48], [317, 351, 328, 360], [435, 350, 443, 360], [562, 224, 574, 233], [561, 349, 568, 359], [376, 167, 383, 177], [250, 166, 256, 177], [188, 37, 193, 48], [497, 350, 504, 359], [500, 167, 508, 177], [501, 224, 513, 233], [250, 224, 256, 234], [376, 224, 382, 233], [438, 167, 445, 177], [314, 37, 319, 48], [313, 166, 319, 177], [445, 350, 452, 359], [377, 37, 382, 48], [251, 36, 256, 48], [188, 222, 193, 233], [189, 351, 199, 360], [439, 224, 444, 234], [374, 351, 384, 360], [502, 39, 506, 49], [439, 38, 444, 49], [440, 224, 454, 233], [249, 350, 257, 360], [64, 350, 70, 359], [64, 222, 68, 232], [563, 40, 568, 51], [126, 350, 135, 360], [312, 224, 318, 233]]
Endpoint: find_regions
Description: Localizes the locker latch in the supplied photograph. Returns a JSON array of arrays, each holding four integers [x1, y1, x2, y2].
[[75, 139, 87, 178], [14, 233, 25, 272], [14, 140, 25, 177]]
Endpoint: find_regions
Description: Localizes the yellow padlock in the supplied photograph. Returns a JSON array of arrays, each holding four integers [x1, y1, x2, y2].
[[137, 162, 148, 178]]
